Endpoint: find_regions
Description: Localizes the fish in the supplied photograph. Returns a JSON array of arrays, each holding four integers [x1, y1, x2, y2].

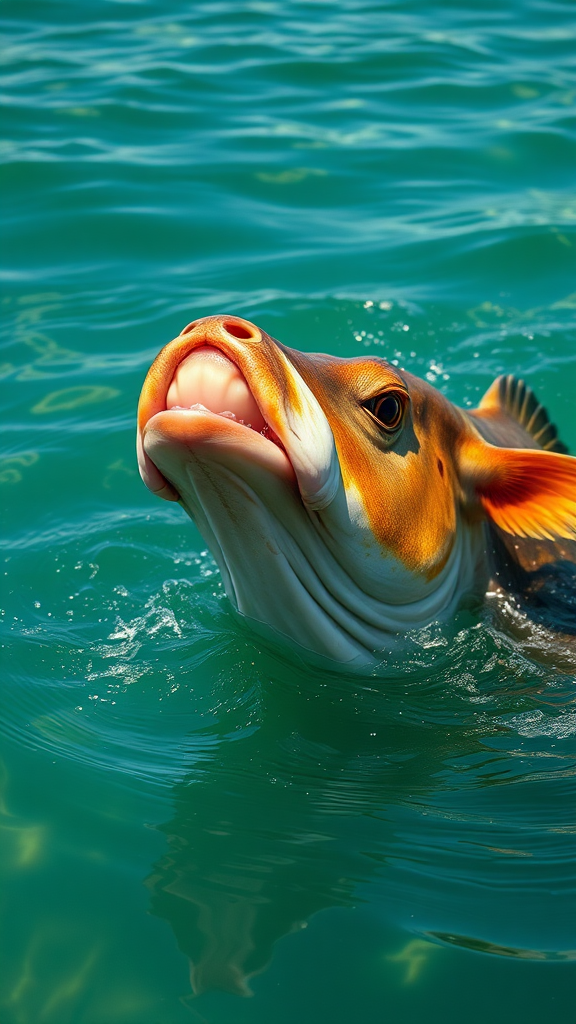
[[137, 315, 576, 666]]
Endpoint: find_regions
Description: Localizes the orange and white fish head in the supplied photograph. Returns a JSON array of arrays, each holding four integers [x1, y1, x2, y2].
[[137, 316, 576, 665]]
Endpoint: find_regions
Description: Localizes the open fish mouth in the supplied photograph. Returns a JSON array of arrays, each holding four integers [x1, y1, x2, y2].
[[165, 342, 278, 441], [137, 316, 298, 504], [137, 314, 340, 512]]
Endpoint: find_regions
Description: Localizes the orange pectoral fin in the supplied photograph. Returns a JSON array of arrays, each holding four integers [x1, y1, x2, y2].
[[460, 440, 576, 541]]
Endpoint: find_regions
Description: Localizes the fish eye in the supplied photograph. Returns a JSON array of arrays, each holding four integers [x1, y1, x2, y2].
[[365, 390, 406, 431]]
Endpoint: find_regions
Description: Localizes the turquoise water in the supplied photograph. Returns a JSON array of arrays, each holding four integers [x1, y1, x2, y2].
[[2, 1, 576, 1021]]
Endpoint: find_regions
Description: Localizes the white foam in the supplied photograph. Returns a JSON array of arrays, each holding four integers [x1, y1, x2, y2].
[[501, 709, 576, 740]]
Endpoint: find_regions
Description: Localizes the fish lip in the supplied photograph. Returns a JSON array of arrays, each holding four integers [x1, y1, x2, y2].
[[142, 405, 297, 509], [143, 405, 292, 470], [162, 374, 286, 451]]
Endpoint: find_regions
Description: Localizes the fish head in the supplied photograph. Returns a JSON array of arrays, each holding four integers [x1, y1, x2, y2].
[[137, 315, 576, 663], [137, 315, 471, 662]]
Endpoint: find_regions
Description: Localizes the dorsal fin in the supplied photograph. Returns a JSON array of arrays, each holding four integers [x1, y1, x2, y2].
[[478, 374, 569, 454]]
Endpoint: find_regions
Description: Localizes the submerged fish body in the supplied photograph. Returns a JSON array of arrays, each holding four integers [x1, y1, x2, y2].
[[137, 315, 576, 665]]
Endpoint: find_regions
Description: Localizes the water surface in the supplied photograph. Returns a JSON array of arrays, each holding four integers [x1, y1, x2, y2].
[[1, 1, 576, 1021]]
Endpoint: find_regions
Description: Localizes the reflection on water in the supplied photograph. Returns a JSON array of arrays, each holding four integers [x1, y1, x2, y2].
[[145, 646, 576, 999], [428, 933, 576, 962]]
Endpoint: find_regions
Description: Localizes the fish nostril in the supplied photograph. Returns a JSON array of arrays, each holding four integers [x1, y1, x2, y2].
[[223, 321, 254, 340], [179, 320, 199, 336]]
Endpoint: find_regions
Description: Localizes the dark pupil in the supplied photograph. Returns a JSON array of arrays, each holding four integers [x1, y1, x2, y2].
[[375, 394, 401, 426]]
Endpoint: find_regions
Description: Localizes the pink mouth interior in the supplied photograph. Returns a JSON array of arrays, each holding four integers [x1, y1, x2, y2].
[[166, 345, 268, 434]]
